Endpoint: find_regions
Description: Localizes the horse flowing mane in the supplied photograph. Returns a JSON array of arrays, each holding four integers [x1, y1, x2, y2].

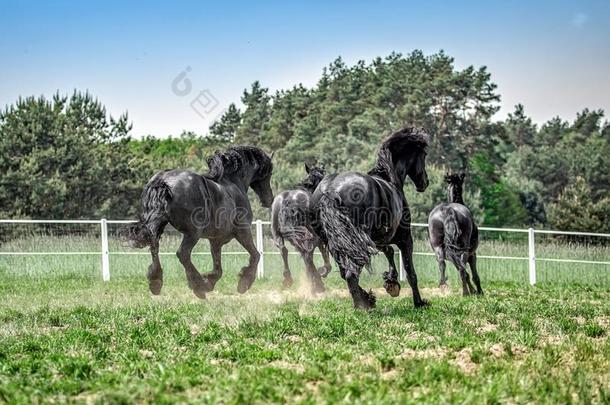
[[205, 146, 273, 181], [368, 127, 429, 187]]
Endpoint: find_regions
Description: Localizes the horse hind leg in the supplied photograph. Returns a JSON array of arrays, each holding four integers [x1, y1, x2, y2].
[[344, 268, 375, 310], [302, 249, 325, 295], [468, 253, 483, 295], [433, 245, 448, 289], [147, 240, 163, 295], [146, 222, 167, 295], [317, 243, 332, 278], [450, 253, 475, 296], [177, 233, 210, 299], [280, 246, 293, 288], [204, 240, 224, 291]]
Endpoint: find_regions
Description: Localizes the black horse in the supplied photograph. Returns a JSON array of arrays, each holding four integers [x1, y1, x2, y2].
[[310, 127, 430, 309], [271, 164, 332, 293], [124, 146, 274, 299], [428, 172, 482, 295]]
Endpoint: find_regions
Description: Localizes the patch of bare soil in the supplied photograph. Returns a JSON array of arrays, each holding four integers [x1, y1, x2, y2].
[[489, 343, 505, 358], [538, 335, 564, 346], [594, 316, 609, 329], [451, 348, 478, 375], [476, 321, 499, 334], [396, 347, 447, 360], [381, 369, 400, 380], [510, 345, 529, 356], [358, 354, 378, 367], [284, 334, 302, 343], [268, 360, 305, 373]]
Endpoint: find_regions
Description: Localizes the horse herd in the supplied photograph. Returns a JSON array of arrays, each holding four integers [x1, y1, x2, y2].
[[124, 127, 482, 310]]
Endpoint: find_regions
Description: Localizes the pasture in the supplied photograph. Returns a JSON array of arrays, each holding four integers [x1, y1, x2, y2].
[[0, 229, 609, 403]]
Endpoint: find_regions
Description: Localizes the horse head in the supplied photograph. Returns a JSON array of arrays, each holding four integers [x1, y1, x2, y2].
[[301, 163, 326, 192], [248, 149, 274, 208], [370, 127, 430, 192], [205, 146, 274, 208], [445, 172, 465, 204]]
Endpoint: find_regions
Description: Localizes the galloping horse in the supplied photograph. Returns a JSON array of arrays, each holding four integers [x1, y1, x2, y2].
[[428, 172, 483, 295], [311, 127, 430, 309], [124, 146, 274, 299], [271, 164, 332, 293]]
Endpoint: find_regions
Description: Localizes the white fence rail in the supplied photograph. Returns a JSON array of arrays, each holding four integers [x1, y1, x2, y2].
[[1, 219, 609, 284]]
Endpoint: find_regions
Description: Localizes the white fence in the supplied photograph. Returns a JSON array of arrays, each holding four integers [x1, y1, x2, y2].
[[1, 219, 609, 285]]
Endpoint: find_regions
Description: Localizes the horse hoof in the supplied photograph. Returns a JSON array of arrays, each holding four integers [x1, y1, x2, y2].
[[318, 266, 331, 278], [192, 288, 207, 300], [148, 279, 163, 295], [237, 275, 255, 294], [312, 282, 326, 294], [415, 299, 430, 308], [355, 299, 375, 311], [354, 289, 376, 310], [282, 277, 294, 289], [384, 281, 401, 298]]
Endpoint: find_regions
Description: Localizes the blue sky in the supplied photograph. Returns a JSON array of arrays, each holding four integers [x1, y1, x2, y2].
[[1, 0, 609, 136]]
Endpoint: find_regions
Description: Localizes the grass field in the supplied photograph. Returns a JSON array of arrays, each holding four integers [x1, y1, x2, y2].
[[1, 229, 609, 403]]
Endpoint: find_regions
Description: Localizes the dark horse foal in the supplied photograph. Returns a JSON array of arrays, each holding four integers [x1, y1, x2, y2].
[[124, 146, 274, 299], [271, 164, 332, 293], [428, 173, 482, 295], [311, 127, 430, 309]]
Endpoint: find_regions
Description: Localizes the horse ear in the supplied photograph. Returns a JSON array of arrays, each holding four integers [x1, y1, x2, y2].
[[444, 172, 451, 183], [270, 151, 276, 161], [305, 163, 311, 173], [459, 172, 466, 181]]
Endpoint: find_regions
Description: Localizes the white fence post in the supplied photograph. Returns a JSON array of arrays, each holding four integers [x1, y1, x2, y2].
[[100, 218, 110, 282], [528, 227, 536, 286], [255, 219, 264, 278]]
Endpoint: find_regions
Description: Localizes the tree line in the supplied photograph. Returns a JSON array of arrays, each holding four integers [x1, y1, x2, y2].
[[1, 51, 608, 232]]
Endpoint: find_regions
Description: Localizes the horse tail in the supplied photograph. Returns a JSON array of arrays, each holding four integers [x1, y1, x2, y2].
[[122, 175, 172, 249], [443, 209, 466, 262], [317, 193, 377, 274], [278, 199, 316, 252]]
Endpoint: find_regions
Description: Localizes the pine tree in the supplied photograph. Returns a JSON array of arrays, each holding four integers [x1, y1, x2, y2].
[[209, 103, 241, 141]]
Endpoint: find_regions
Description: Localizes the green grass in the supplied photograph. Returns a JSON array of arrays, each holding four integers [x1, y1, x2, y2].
[[0, 230, 609, 403]]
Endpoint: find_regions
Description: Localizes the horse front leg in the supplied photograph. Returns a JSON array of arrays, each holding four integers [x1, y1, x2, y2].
[[397, 231, 428, 308], [280, 246, 293, 288], [235, 228, 260, 294], [177, 234, 210, 299], [317, 243, 332, 278], [380, 245, 401, 297]]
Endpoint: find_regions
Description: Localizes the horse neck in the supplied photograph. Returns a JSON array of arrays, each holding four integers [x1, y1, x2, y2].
[[370, 152, 407, 189], [298, 178, 319, 193], [223, 170, 254, 194], [448, 187, 464, 204]]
